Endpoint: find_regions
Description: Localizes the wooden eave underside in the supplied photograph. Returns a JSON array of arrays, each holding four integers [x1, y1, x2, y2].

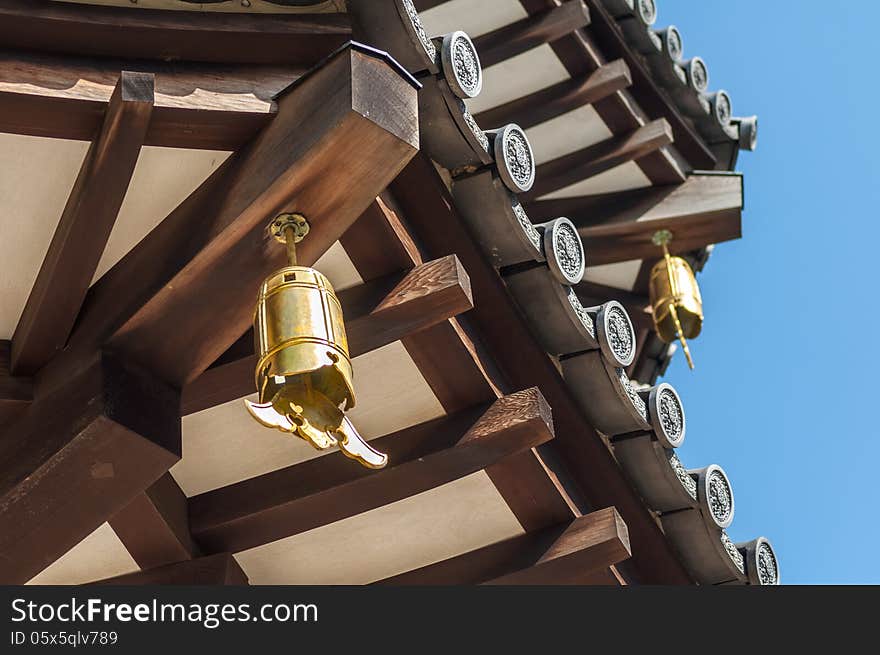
[[0, 0, 756, 586]]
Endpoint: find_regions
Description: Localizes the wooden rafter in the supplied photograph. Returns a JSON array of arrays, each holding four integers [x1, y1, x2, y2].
[[389, 153, 692, 583], [181, 254, 474, 415], [517, 0, 691, 184], [524, 118, 674, 200], [93, 553, 247, 586], [342, 198, 580, 534], [378, 507, 630, 585], [0, 354, 180, 584], [0, 341, 31, 429], [108, 473, 199, 571], [581, 0, 720, 171], [0, 50, 295, 149], [189, 388, 555, 555], [474, 0, 591, 69], [0, 0, 349, 66], [474, 59, 631, 129], [11, 72, 154, 376], [48, 44, 419, 394], [529, 173, 744, 265]]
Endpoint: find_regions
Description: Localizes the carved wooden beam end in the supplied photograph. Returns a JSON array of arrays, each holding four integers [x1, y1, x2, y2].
[[0, 354, 180, 584]]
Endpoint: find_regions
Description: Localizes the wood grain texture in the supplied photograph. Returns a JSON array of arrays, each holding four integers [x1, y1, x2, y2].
[[180, 254, 472, 414], [474, 59, 631, 129], [342, 197, 576, 532], [389, 153, 692, 584], [378, 507, 630, 585], [0, 340, 31, 430], [92, 553, 247, 586], [0, 354, 180, 584], [475, 1, 591, 68], [517, 0, 698, 182], [0, 0, 348, 66], [52, 45, 418, 394], [525, 118, 673, 200], [528, 173, 743, 264], [10, 72, 154, 376], [108, 473, 199, 571], [0, 50, 300, 149], [580, 0, 720, 170], [190, 388, 554, 554]]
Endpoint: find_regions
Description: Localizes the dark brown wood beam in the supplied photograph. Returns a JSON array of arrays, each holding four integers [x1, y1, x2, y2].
[[190, 388, 554, 555], [343, 197, 578, 533], [180, 254, 473, 414], [10, 72, 153, 377], [0, 340, 31, 430], [581, 0, 719, 170], [92, 553, 247, 586], [524, 118, 673, 200], [0, 0, 349, 66], [475, 1, 590, 68], [389, 153, 692, 584], [378, 507, 630, 585], [0, 50, 298, 150], [0, 354, 180, 584], [109, 473, 199, 571], [474, 59, 631, 129], [517, 0, 697, 182], [49, 44, 419, 396], [529, 173, 743, 265]]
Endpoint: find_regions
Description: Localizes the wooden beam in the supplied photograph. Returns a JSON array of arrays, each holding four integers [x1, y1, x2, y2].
[[389, 153, 692, 583], [342, 198, 578, 533], [0, 341, 31, 430], [180, 254, 473, 414], [0, 0, 349, 66], [528, 173, 743, 265], [190, 388, 554, 554], [52, 44, 419, 395], [0, 50, 297, 150], [92, 553, 247, 586], [10, 72, 154, 376], [475, 1, 591, 68], [517, 0, 697, 182], [581, 0, 719, 170], [378, 507, 630, 584], [0, 354, 180, 584], [108, 473, 199, 571], [524, 118, 673, 200], [474, 59, 631, 129]]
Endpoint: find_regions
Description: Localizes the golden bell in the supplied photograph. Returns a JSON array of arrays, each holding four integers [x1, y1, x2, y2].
[[244, 214, 387, 469], [648, 230, 703, 369]]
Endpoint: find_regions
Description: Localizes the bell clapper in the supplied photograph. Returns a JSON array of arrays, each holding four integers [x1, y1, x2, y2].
[[652, 230, 696, 370]]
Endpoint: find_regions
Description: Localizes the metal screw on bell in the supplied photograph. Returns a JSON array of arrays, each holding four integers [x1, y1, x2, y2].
[[243, 213, 388, 469], [648, 229, 702, 370]]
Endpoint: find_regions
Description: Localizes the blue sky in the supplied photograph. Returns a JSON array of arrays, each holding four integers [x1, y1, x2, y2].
[[657, 1, 879, 584]]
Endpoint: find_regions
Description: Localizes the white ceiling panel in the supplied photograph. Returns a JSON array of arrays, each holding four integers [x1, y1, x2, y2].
[[0, 134, 89, 339], [583, 258, 643, 291], [526, 104, 613, 164], [27, 523, 138, 585], [466, 44, 570, 115], [419, 0, 528, 39], [539, 160, 652, 199], [173, 340, 446, 497], [235, 471, 523, 585]]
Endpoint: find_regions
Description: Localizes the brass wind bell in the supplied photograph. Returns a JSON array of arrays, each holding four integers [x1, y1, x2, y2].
[[648, 229, 703, 370], [244, 213, 388, 469]]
